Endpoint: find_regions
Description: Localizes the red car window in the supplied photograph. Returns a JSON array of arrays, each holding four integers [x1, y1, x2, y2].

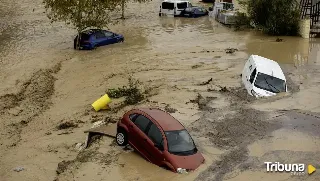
[[129, 113, 138, 122], [147, 123, 163, 145], [134, 115, 151, 132]]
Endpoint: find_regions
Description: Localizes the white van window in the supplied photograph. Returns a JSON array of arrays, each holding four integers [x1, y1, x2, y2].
[[254, 72, 286, 93], [223, 3, 234, 10], [162, 2, 174, 10], [249, 68, 257, 84], [177, 2, 188, 9]]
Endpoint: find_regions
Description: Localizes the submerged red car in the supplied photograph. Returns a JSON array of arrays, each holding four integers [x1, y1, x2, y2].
[[116, 108, 205, 173]]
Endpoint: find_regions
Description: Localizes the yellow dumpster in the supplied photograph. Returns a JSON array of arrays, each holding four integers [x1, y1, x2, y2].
[[92, 94, 112, 112]]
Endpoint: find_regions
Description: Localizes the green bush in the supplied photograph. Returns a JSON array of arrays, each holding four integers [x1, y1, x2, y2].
[[234, 12, 252, 30], [239, 0, 300, 35], [106, 77, 144, 105]]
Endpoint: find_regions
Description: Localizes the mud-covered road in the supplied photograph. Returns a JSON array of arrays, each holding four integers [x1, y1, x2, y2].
[[1, 0, 320, 181]]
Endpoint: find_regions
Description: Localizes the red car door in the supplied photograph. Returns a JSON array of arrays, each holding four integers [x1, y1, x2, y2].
[[143, 122, 165, 166], [127, 113, 139, 146], [130, 114, 154, 161]]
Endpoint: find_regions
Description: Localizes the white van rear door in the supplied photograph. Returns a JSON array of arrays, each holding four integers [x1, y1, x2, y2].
[[176, 2, 188, 15], [161, 2, 175, 16]]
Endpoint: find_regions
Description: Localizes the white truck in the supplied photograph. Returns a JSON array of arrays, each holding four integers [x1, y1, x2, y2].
[[209, 0, 236, 25], [159, 0, 193, 17]]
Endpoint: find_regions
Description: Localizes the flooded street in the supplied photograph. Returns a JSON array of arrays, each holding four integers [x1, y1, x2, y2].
[[0, 0, 320, 181]]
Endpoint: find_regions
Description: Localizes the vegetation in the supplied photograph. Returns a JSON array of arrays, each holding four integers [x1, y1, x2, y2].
[[43, 0, 120, 49], [106, 77, 145, 105], [236, 0, 300, 35], [234, 12, 251, 31], [120, 0, 152, 19]]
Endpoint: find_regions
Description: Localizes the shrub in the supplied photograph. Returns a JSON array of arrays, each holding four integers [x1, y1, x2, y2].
[[234, 12, 252, 30], [106, 77, 144, 105], [238, 0, 300, 35]]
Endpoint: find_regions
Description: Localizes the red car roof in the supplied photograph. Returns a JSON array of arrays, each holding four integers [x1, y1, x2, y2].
[[137, 108, 185, 131]]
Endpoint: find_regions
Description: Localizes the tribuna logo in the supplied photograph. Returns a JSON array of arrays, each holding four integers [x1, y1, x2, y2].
[[265, 162, 306, 175]]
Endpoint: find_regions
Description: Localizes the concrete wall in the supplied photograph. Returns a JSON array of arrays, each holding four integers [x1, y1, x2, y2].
[[299, 19, 311, 38]]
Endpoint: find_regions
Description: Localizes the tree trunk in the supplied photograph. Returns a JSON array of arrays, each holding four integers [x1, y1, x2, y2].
[[121, 0, 125, 19], [76, 0, 82, 50], [76, 31, 81, 50]]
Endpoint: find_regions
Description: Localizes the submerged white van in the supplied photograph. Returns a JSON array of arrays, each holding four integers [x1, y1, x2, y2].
[[159, 0, 192, 17], [242, 55, 287, 97]]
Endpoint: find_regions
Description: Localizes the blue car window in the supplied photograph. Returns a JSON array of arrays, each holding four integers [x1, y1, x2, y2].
[[80, 33, 90, 41], [95, 32, 106, 39], [104, 31, 114, 37]]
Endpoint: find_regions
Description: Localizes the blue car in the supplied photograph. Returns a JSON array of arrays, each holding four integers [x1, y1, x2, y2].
[[74, 29, 124, 50], [180, 7, 209, 18]]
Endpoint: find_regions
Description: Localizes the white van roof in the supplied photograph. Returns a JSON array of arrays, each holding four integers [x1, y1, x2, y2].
[[250, 55, 286, 81]]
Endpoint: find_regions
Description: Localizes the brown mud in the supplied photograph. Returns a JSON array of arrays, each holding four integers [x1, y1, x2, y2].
[[1, 0, 320, 181]]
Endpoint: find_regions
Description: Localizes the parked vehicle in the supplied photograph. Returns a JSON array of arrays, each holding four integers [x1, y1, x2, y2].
[[242, 55, 287, 97], [208, 0, 236, 25], [180, 6, 209, 17], [73, 29, 124, 50], [201, 0, 215, 3], [116, 108, 205, 173], [159, 0, 193, 17]]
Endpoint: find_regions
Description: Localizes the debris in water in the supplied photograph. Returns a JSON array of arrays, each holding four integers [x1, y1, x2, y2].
[[91, 120, 106, 128], [189, 93, 216, 110], [57, 131, 73, 135], [225, 48, 238, 54], [90, 114, 104, 123], [87, 134, 103, 148], [75, 142, 84, 151], [104, 116, 118, 124], [192, 64, 202, 69], [219, 86, 228, 92], [276, 38, 283, 42], [92, 94, 112, 112], [13, 166, 24, 172], [123, 145, 133, 151], [164, 104, 177, 113], [106, 77, 145, 105], [199, 78, 213, 85], [56, 121, 78, 130], [56, 160, 73, 175]]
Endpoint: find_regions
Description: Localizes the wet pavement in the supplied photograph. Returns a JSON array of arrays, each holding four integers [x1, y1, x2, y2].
[[1, 0, 320, 181]]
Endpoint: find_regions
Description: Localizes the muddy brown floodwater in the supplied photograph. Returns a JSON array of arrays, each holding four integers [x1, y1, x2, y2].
[[1, 0, 320, 181]]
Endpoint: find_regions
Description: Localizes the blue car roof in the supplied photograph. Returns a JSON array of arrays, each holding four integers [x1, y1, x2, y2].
[[82, 29, 106, 35]]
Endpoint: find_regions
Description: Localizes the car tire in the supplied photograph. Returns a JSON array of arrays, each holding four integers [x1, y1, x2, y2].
[[116, 129, 128, 146]]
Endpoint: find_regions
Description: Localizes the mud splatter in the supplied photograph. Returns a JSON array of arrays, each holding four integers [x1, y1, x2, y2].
[[56, 121, 78, 130], [0, 63, 61, 148], [196, 147, 249, 181], [164, 104, 177, 113], [193, 88, 281, 181], [54, 143, 120, 180], [188, 93, 218, 111]]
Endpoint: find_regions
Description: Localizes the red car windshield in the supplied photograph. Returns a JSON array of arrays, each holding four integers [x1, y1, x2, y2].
[[165, 129, 197, 155]]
